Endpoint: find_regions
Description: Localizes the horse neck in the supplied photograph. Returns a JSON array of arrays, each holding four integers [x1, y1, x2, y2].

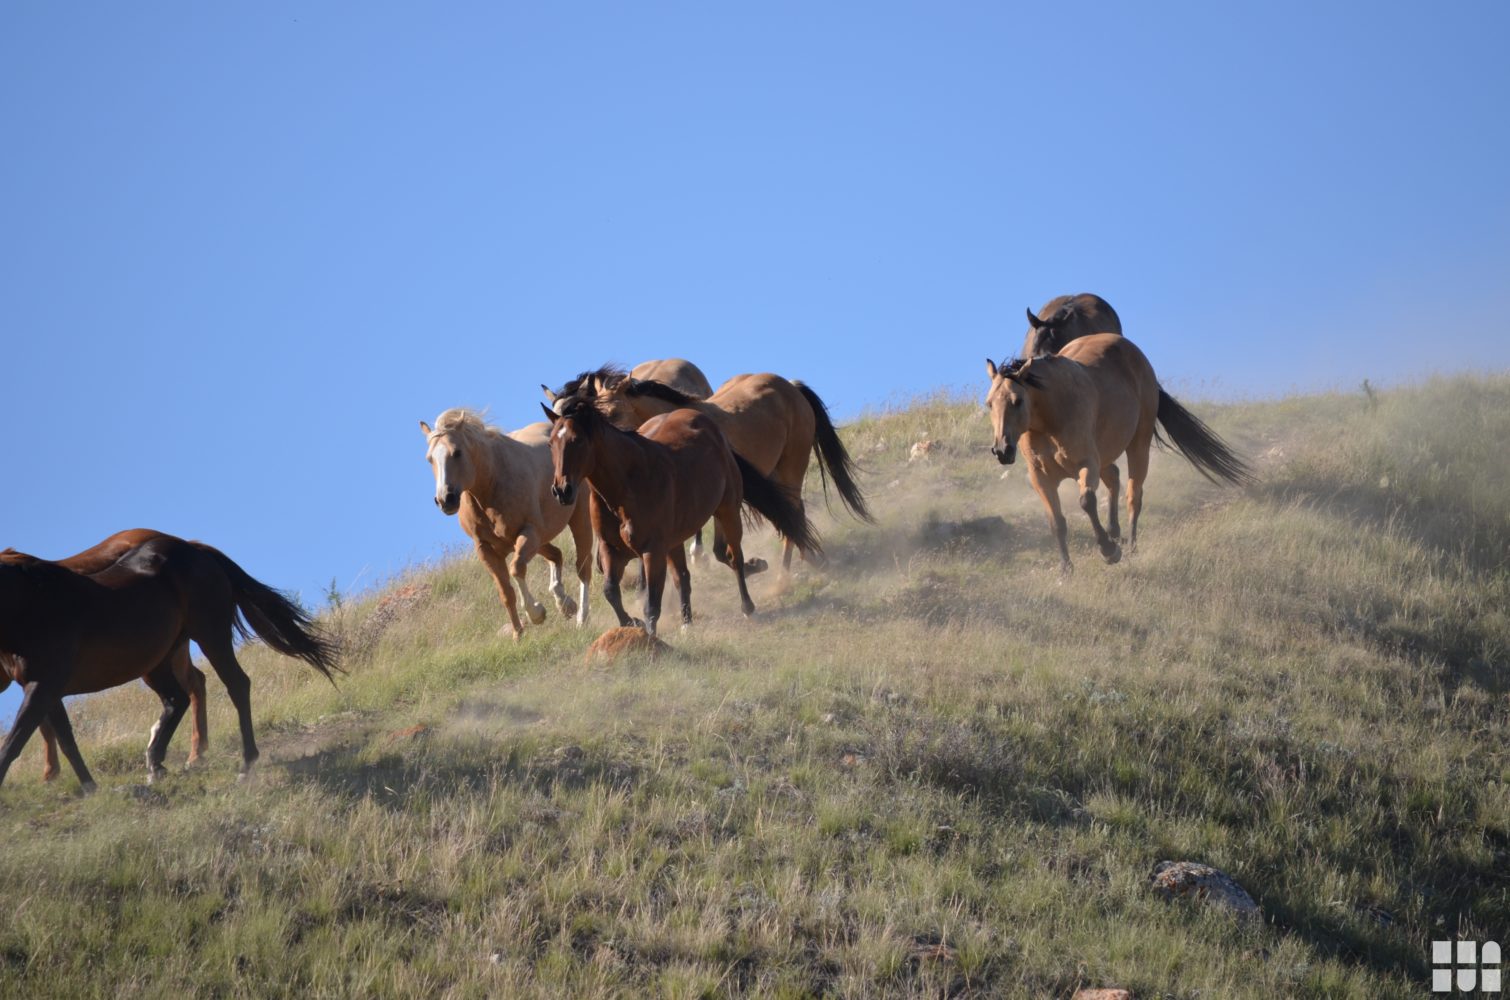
[[462, 431, 522, 502], [582, 423, 657, 507], [1024, 360, 1075, 434]]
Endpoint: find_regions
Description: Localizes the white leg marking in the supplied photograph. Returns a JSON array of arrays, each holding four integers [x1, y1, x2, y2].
[[577, 581, 590, 625]]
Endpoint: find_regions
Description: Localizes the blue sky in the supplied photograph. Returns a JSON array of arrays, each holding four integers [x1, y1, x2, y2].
[[3, 3, 1508, 723]]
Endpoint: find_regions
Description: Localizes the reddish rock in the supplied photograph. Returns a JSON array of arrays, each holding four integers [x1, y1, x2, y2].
[[1150, 861, 1260, 918], [584, 626, 669, 664], [1074, 990, 1133, 1000]]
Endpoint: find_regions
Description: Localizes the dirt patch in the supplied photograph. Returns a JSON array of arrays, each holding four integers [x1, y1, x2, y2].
[[584, 627, 669, 665]]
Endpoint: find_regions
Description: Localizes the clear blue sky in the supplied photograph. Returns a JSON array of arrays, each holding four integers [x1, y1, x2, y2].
[[3, 3, 1508, 723]]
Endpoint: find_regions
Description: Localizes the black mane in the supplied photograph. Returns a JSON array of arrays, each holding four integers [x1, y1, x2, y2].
[[625, 378, 700, 406]]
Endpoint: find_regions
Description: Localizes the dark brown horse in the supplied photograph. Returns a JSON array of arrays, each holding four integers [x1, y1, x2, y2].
[[0, 529, 209, 782], [542, 397, 819, 636], [548, 366, 869, 571], [0, 532, 339, 791], [987, 334, 1252, 574], [1021, 293, 1123, 358]]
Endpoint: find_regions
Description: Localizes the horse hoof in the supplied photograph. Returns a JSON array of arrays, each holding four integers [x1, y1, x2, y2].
[[744, 558, 768, 576], [527, 603, 547, 625], [147, 767, 167, 785], [80, 781, 98, 796], [741, 603, 756, 618], [497, 624, 524, 641], [1103, 545, 1122, 565], [559, 596, 578, 617]]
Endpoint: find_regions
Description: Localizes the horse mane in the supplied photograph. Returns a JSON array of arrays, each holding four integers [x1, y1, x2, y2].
[[623, 378, 700, 405], [556, 364, 628, 399], [999, 357, 1045, 389], [430, 407, 507, 448], [556, 394, 619, 437]]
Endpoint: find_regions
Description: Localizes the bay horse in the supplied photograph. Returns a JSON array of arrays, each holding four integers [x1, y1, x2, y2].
[[421, 408, 594, 639], [986, 333, 1253, 574], [0, 528, 208, 782], [0, 532, 339, 791], [548, 366, 870, 571], [1021, 293, 1123, 359], [542, 396, 820, 636]]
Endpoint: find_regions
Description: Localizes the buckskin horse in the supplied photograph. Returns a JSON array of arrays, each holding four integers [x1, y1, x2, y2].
[[422, 408, 595, 638], [548, 366, 869, 571], [1021, 293, 1123, 359], [543, 396, 820, 636], [0, 532, 339, 791], [0, 528, 209, 781], [987, 333, 1252, 574]]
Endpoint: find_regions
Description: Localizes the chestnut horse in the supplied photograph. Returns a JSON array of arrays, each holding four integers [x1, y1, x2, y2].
[[0, 528, 208, 782], [987, 334, 1252, 574], [1021, 293, 1123, 359], [0, 532, 338, 791], [543, 361, 717, 562], [543, 396, 820, 636], [421, 408, 594, 639], [549, 366, 870, 571]]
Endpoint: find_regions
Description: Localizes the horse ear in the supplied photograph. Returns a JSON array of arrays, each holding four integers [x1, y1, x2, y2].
[[986, 358, 999, 379], [541, 384, 558, 404], [1026, 307, 1045, 329], [419, 420, 433, 437], [540, 401, 560, 424]]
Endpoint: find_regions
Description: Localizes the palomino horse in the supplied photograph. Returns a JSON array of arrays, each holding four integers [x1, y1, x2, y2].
[[550, 366, 870, 571], [0, 528, 209, 782], [421, 408, 594, 639], [987, 333, 1252, 574], [0, 533, 338, 791], [1021, 293, 1123, 358], [543, 396, 820, 636]]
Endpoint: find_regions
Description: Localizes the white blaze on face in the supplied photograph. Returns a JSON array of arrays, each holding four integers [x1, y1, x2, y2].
[[428, 437, 453, 504]]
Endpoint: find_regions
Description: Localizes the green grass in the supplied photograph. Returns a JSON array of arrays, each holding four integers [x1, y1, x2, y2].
[[1, 375, 1506, 998]]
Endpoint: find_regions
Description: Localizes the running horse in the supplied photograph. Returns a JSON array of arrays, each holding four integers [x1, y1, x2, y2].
[[542, 395, 820, 636], [0, 532, 339, 791], [421, 408, 594, 638], [986, 334, 1252, 574], [0, 528, 209, 782], [1020, 293, 1123, 359], [547, 366, 870, 572]]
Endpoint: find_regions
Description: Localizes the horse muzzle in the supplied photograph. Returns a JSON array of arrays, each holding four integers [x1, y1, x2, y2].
[[436, 491, 460, 516], [992, 441, 1016, 466], [551, 481, 576, 506]]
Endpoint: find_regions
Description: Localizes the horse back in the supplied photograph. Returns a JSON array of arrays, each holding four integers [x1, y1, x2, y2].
[[1058, 335, 1160, 451], [705, 373, 813, 473]]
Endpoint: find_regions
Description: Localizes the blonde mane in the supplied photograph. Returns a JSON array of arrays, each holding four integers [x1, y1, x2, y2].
[[429, 407, 506, 449]]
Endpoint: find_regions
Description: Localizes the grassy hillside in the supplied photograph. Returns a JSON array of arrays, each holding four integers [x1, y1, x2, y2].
[[1, 375, 1506, 999]]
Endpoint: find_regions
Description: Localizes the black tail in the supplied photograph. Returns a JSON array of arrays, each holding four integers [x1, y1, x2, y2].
[[1155, 389, 1255, 486], [793, 381, 873, 523], [733, 453, 823, 557], [205, 547, 343, 683]]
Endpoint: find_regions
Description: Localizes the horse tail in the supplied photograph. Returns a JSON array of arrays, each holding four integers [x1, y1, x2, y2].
[[202, 546, 343, 683], [793, 381, 874, 523], [1155, 388, 1255, 486], [733, 452, 823, 557]]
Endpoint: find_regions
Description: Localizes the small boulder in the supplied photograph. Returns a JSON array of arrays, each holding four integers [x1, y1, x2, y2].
[[1073, 990, 1132, 1000], [1149, 861, 1259, 918], [584, 626, 668, 664], [908, 439, 938, 462]]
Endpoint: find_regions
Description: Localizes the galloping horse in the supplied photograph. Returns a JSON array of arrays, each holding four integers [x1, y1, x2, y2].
[[987, 334, 1252, 574], [549, 366, 869, 571], [0, 528, 209, 782], [543, 396, 820, 636], [421, 408, 594, 639], [0, 533, 339, 791], [1021, 293, 1123, 358]]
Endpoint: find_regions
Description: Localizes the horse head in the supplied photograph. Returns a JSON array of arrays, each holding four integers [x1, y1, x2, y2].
[[985, 357, 1042, 465], [420, 413, 480, 516]]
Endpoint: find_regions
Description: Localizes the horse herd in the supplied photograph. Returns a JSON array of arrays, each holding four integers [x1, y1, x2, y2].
[[0, 293, 1251, 794]]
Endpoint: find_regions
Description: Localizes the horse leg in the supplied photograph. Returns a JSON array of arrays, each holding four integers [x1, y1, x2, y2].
[[1028, 466, 1073, 577], [568, 504, 594, 626], [598, 541, 640, 629], [689, 524, 705, 564], [197, 636, 260, 779], [1100, 463, 1122, 541], [667, 544, 693, 627], [142, 665, 192, 783], [38, 718, 60, 782], [511, 529, 548, 625], [182, 659, 209, 766], [538, 541, 577, 618], [1077, 463, 1121, 564], [44, 701, 96, 792], [0, 681, 64, 791], [476, 539, 526, 640], [1126, 439, 1150, 552], [717, 506, 757, 617], [641, 550, 668, 637]]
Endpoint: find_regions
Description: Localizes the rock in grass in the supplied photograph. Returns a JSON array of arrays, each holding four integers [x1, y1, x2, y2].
[[1149, 861, 1259, 918], [1074, 990, 1133, 1000], [584, 626, 668, 665]]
